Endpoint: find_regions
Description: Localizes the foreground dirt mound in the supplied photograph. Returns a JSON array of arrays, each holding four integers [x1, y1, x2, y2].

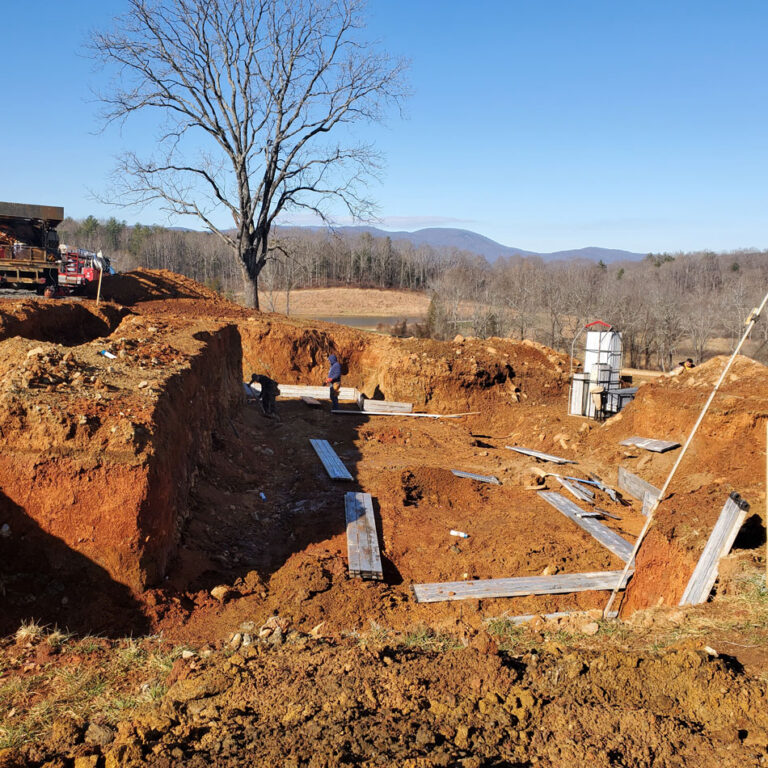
[[586, 356, 768, 613], [91, 268, 234, 306], [21, 640, 768, 767]]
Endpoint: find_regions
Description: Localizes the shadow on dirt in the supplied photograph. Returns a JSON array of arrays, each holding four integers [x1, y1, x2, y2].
[[0, 491, 149, 638]]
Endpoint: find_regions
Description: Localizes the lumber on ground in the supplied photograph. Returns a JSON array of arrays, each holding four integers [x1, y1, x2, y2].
[[505, 446, 576, 464], [332, 410, 479, 419], [357, 396, 413, 413], [300, 396, 322, 406], [617, 467, 661, 516], [538, 491, 634, 563], [679, 492, 750, 605], [556, 476, 594, 503], [451, 469, 501, 485], [619, 436, 680, 453], [345, 492, 383, 580], [500, 609, 618, 625], [309, 439, 354, 481], [249, 382, 359, 401], [413, 570, 633, 603]]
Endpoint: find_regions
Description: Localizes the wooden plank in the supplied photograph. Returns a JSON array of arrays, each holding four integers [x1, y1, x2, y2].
[[413, 570, 633, 603], [617, 467, 661, 514], [538, 491, 634, 563], [270, 384, 358, 401], [309, 439, 354, 481], [361, 399, 414, 413], [556, 476, 594, 503], [300, 396, 322, 407], [619, 436, 680, 453], [344, 492, 383, 580], [505, 445, 577, 464], [333, 410, 479, 419], [679, 493, 750, 606], [501, 609, 618, 625], [452, 469, 501, 485]]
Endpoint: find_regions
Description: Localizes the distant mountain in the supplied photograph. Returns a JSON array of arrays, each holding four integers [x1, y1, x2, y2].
[[279, 224, 646, 264]]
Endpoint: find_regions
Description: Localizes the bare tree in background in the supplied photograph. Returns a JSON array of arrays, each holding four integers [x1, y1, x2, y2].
[[92, 0, 408, 307]]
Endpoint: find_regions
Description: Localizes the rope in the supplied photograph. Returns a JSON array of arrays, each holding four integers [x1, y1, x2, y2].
[[603, 289, 768, 618]]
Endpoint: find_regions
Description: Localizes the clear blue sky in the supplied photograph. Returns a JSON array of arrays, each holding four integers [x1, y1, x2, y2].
[[2, 0, 767, 253]]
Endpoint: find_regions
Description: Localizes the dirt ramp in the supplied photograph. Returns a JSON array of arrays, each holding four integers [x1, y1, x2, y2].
[[0, 313, 242, 595]]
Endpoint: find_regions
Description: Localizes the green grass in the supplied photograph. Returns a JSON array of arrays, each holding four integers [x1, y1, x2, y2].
[[403, 626, 463, 652]]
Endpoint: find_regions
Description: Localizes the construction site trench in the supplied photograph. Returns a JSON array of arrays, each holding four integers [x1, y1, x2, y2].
[[1, 269, 768, 767]]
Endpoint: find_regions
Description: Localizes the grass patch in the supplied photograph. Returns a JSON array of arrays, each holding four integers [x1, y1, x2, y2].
[[402, 626, 463, 652]]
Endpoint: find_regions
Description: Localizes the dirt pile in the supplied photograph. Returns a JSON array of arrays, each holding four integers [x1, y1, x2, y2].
[[0, 302, 243, 603], [90, 269, 232, 307], [585, 355, 768, 612], [20, 639, 768, 767]]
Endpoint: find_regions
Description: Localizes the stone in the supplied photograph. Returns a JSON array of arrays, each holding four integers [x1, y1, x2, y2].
[[181, 649, 195, 660], [580, 621, 600, 636], [210, 585, 231, 602], [453, 334, 465, 343], [166, 670, 230, 703], [137, 380, 149, 389], [74, 757, 99, 768], [26, 346, 45, 358], [85, 722, 115, 747], [229, 633, 242, 649]]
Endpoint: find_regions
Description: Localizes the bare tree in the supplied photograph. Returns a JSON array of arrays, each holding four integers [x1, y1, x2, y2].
[[92, 0, 408, 307]]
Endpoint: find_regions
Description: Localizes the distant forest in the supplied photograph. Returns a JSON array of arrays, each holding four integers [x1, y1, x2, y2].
[[58, 216, 768, 368]]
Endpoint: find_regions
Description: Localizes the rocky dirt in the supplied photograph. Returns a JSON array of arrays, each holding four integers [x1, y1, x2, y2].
[[1, 270, 767, 766]]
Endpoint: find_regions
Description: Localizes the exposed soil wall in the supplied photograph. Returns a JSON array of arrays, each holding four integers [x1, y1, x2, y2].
[[0, 307, 242, 592]]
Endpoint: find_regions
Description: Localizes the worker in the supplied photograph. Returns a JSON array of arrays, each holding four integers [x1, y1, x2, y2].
[[249, 373, 279, 418], [326, 354, 342, 410], [684, 358, 695, 369]]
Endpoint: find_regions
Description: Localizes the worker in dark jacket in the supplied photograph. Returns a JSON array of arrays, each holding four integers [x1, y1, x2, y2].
[[249, 373, 279, 417], [325, 354, 342, 410]]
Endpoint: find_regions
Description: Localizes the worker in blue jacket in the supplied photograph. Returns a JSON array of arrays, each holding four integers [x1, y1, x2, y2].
[[326, 354, 342, 409]]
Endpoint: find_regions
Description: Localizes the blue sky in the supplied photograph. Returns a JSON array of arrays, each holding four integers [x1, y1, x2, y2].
[[2, 0, 767, 253]]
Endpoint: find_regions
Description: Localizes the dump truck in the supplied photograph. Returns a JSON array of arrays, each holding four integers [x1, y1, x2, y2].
[[0, 201, 63, 291], [0, 201, 110, 294]]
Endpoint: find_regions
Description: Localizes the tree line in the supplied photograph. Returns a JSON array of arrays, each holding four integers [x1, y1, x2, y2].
[[58, 216, 767, 368]]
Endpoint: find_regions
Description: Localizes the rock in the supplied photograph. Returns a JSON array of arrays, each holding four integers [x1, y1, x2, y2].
[[229, 632, 242, 649], [453, 334, 465, 343], [580, 621, 600, 636], [85, 722, 115, 747], [74, 757, 99, 768], [137, 380, 149, 389], [181, 649, 195, 659], [415, 724, 436, 746], [26, 346, 45, 358], [210, 585, 231, 602], [166, 670, 230, 703], [485, 346, 497, 355]]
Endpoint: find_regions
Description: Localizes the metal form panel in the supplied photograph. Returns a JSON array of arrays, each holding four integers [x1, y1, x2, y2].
[[619, 436, 680, 453], [556, 476, 595, 503], [413, 570, 633, 603], [345, 492, 383, 580], [538, 491, 634, 563], [679, 493, 750, 606], [505, 445, 577, 464], [451, 470, 501, 485], [569, 373, 590, 416], [616, 467, 662, 516], [309, 439, 354, 481]]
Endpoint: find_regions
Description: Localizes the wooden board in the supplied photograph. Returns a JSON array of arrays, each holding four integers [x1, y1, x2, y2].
[[333, 410, 478, 419], [556, 476, 594, 503], [361, 399, 414, 413], [679, 493, 750, 605], [502, 609, 618, 625], [619, 436, 680, 453], [300, 396, 322, 407], [413, 570, 633, 603], [452, 469, 501, 485], [505, 445, 577, 464], [345, 492, 383, 580], [538, 491, 634, 563], [259, 383, 358, 401], [309, 439, 354, 481], [617, 467, 661, 515]]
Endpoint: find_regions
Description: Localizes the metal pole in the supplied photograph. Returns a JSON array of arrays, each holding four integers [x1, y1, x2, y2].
[[603, 289, 768, 619]]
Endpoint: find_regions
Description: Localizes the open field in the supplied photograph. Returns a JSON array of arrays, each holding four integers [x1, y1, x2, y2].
[[258, 286, 430, 317], [0, 269, 767, 766]]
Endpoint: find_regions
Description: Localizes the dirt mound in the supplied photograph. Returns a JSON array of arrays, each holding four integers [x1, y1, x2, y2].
[[585, 355, 768, 613], [91, 268, 234, 306], [23, 640, 768, 767]]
